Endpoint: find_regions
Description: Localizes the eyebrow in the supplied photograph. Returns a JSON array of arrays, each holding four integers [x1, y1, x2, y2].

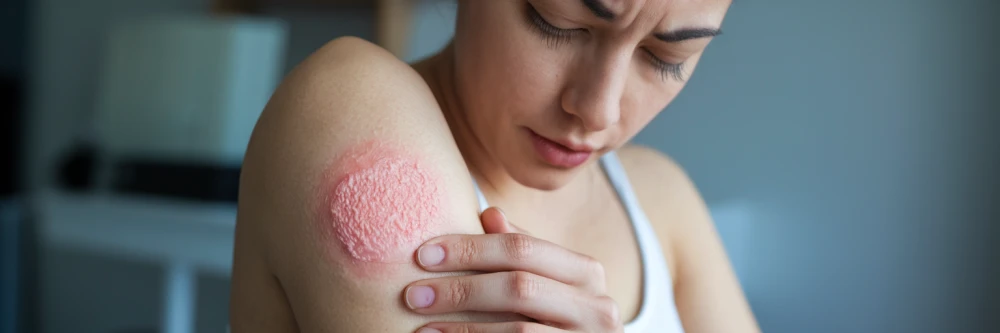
[[581, 0, 616, 20], [655, 28, 722, 43], [580, 0, 722, 43]]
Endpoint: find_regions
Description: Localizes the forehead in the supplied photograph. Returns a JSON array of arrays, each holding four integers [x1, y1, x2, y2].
[[604, 0, 731, 26]]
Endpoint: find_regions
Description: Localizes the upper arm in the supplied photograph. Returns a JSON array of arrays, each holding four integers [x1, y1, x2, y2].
[[231, 37, 487, 332], [618, 145, 760, 333]]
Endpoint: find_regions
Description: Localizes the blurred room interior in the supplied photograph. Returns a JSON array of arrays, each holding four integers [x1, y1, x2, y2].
[[1, 0, 997, 333]]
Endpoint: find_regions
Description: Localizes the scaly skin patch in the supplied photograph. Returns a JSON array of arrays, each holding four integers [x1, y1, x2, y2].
[[319, 141, 444, 267]]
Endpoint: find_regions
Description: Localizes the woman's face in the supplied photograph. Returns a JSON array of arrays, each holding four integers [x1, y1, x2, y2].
[[451, 0, 731, 190]]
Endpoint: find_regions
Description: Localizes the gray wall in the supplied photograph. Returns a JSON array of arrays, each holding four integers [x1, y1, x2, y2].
[[633, 0, 999, 332], [40, 248, 230, 333]]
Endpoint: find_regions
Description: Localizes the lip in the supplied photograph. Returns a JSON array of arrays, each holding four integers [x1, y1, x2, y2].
[[526, 129, 594, 168]]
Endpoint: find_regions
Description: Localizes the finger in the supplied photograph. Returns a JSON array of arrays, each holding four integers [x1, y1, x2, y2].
[[480, 207, 529, 235], [404, 271, 587, 326], [416, 233, 607, 293], [479, 207, 511, 234], [419, 321, 566, 333]]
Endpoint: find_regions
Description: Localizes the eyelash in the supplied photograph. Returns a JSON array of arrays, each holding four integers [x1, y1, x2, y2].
[[524, 3, 687, 82], [644, 50, 686, 81], [525, 3, 578, 47]]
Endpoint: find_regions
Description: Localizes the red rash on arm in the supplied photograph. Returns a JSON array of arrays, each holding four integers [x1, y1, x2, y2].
[[316, 141, 446, 273]]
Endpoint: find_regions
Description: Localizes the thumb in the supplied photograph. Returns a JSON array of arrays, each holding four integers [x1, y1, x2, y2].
[[480, 207, 529, 235]]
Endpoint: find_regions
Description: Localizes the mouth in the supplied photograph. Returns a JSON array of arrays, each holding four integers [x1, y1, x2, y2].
[[526, 129, 595, 168]]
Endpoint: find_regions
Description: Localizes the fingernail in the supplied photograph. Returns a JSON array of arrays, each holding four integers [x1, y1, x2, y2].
[[405, 286, 435, 309], [416, 328, 442, 333], [417, 244, 445, 266]]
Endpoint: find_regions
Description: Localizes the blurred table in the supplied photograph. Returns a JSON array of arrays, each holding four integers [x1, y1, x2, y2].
[[36, 190, 236, 333]]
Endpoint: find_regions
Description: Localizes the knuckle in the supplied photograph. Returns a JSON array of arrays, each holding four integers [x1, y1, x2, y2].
[[509, 271, 539, 301], [446, 278, 474, 309], [584, 256, 606, 279], [446, 325, 478, 333], [512, 322, 541, 333], [594, 295, 623, 330], [585, 256, 608, 289], [454, 238, 480, 266], [502, 233, 534, 261]]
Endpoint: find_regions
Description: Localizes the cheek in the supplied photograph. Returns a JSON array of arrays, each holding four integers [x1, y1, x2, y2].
[[454, 5, 564, 121], [618, 77, 685, 142]]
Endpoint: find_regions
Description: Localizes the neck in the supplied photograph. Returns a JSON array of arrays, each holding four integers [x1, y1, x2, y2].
[[416, 45, 551, 205]]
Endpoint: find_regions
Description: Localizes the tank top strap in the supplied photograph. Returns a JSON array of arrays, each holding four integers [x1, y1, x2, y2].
[[471, 177, 490, 212], [600, 151, 685, 333]]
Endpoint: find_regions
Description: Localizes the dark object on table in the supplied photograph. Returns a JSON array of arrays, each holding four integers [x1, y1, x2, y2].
[[112, 159, 241, 203]]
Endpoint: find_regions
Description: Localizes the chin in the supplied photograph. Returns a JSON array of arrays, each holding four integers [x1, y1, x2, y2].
[[506, 160, 586, 191]]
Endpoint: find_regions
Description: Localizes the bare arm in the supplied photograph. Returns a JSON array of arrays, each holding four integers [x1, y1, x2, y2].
[[618, 146, 760, 333], [230, 37, 504, 332]]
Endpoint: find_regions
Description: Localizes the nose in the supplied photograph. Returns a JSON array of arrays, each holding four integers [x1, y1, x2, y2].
[[561, 49, 629, 132]]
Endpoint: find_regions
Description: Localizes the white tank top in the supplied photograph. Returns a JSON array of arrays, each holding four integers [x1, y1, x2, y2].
[[472, 151, 685, 332]]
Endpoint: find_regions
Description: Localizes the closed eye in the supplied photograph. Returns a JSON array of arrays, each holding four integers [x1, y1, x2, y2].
[[642, 49, 686, 82], [525, 3, 583, 47]]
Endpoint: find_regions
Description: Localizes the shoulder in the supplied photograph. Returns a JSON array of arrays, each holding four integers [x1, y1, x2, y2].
[[240, 35, 465, 237], [260, 36, 437, 125], [240, 35, 476, 263], [614, 144, 701, 225], [614, 144, 713, 280], [289, 36, 425, 90], [232, 37, 486, 331], [615, 144, 686, 186], [245, 37, 448, 162], [615, 144, 696, 213], [243, 36, 462, 204], [615, 145, 761, 331]]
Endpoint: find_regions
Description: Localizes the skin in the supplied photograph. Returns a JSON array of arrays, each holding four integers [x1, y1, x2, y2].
[[443, 0, 729, 193], [230, 0, 758, 332], [321, 140, 446, 271]]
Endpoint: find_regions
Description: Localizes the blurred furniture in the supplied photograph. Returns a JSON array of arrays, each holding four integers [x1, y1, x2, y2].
[[212, 0, 417, 58], [0, 197, 27, 333], [0, 78, 24, 333], [37, 190, 235, 333], [93, 16, 287, 184], [40, 16, 288, 333], [92, 16, 286, 202], [1, 0, 31, 330]]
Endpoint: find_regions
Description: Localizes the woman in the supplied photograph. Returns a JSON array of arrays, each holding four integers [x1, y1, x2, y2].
[[230, 0, 758, 332]]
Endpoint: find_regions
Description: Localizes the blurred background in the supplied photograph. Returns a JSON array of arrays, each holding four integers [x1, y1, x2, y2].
[[1, 0, 997, 333]]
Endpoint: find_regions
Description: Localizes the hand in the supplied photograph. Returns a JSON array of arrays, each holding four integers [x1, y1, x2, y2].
[[403, 207, 624, 333]]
